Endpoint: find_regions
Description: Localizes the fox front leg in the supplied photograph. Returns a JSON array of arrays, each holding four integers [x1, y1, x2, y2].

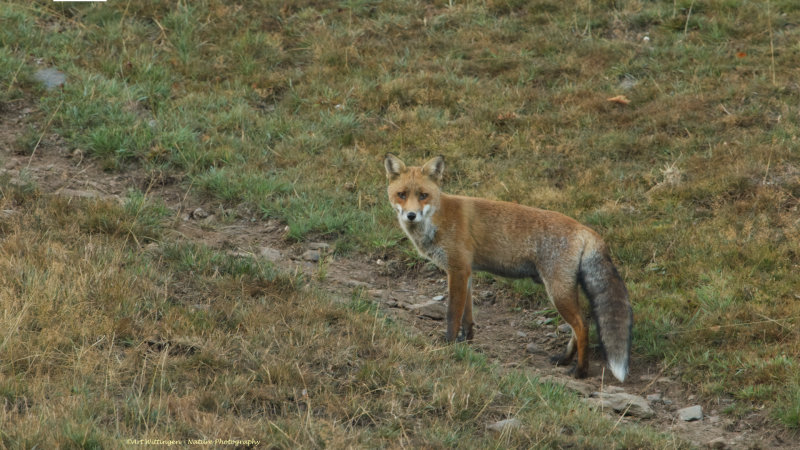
[[445, 267, 471, 342]]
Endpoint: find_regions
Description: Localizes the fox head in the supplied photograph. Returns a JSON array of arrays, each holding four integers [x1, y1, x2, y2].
[[384, 153, 444, 228]]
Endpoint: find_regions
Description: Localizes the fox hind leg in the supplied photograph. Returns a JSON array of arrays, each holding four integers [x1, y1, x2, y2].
[[545, 280, 589, 378]]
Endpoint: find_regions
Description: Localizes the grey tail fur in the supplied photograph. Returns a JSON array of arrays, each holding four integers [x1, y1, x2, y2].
[[578, 247, 632, 382]]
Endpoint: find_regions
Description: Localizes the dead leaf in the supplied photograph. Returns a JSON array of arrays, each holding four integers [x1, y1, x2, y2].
[[607, 95, 630, 105]]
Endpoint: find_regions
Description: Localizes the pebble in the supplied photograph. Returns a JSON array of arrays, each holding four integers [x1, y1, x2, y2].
[[646, 393, 662, 403], [33, 67, 66, 90], [259, 247, 282, 262], [485, 418, 521, 433], [192, 207, 209, 219], [677, 405, 703, 421], [302, 249, 321, 262], [406, 300, 446, 320], [588, 392, 655, 418]]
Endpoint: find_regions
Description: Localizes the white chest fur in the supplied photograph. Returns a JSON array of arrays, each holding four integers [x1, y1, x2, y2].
[[400, 219, 448, 270]]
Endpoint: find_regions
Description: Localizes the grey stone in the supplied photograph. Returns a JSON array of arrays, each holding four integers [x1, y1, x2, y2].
[[406, 300, 446, 320], [557, 323, 572, 333], [34, 68, 66, 90], [302, 249, 321, 262], [56, 188, 103, 199], [259, 247, 282, 262], [678, 405, 703, 421], [191, 207, 209, 219], [646, 393, 662, 403], [485, 418, 521, 433], [588, 392, 655, 418]]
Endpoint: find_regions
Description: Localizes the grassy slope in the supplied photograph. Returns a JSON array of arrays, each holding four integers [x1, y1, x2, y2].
[[0, 195, 674, 447], [1, 0, 798, 443]]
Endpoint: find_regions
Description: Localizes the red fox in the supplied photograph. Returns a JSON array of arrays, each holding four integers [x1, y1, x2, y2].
[[384, 154, 632, 382]]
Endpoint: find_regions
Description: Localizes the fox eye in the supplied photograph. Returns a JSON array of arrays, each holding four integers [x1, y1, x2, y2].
[[419, 193, 428, 200], [397, 192, 407, 200]]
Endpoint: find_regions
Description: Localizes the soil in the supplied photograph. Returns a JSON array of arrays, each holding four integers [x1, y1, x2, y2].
[[1, 99, 795, 449]]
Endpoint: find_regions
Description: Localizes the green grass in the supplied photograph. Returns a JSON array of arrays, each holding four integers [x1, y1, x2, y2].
[[2, 0, 800, 441], [0, 192, 678, 447]]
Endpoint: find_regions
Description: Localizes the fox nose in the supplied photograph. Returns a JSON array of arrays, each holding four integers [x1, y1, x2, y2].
[[406, 211, 417, 221]]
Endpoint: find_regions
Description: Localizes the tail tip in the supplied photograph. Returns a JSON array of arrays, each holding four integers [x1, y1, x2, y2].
[[609, 360, 628, 383]]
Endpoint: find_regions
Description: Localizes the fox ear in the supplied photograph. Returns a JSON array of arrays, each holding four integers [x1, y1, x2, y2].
[[422, 155, 445, 183], [384, 153, 406, 180]]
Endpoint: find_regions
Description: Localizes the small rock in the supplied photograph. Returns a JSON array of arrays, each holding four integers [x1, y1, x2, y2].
[[588, 392, 655, 418], [56, 188, 102, 199], [259, 247, 282, 262], [677, 405, 703, 422], [406, 300, 446, 320], [191, 207, 209, 219], [646, 393, 662, 403], [534, 316, 551, 325], [515, 331, 527, 338], [557, 323, 572, 333], [525, 343, 539, 354], [4, 159, 19, 169], [33, 67, 66, 90], [619, 77, 638, 91], [705, 437, 727, 449], [545, 332, 558, 339], [308, 242, 330, 251], [432, 295, 445, 302], [342, 279, 369, 288], [302, 250, 321, 262], [368, 289, 386, 299], [375, 259, 384, 265], [485, 418, 521, 433]]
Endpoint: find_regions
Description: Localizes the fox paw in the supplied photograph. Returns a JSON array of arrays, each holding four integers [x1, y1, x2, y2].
[[550, 353, 573, 367], [555, 363, 588, 379]]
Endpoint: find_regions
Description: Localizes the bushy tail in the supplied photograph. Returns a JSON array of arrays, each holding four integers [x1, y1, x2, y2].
[[578, 246, 632, 382]]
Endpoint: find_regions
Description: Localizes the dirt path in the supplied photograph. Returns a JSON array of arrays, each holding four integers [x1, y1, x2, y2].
[[1, 100, 792, 449]]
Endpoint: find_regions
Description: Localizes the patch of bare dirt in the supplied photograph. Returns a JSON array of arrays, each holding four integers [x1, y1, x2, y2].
[[1, 98, 794, 449]]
